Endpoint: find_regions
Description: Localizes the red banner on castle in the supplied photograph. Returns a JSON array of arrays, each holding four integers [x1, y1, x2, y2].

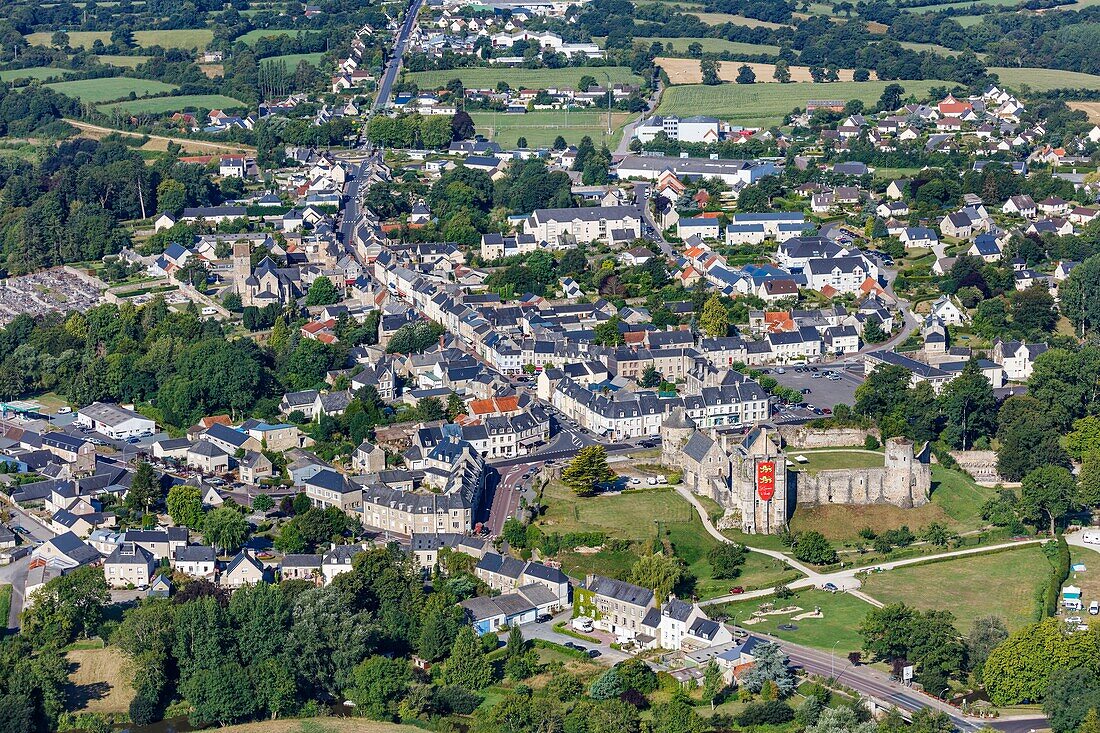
[[757, 461, 776, 501]]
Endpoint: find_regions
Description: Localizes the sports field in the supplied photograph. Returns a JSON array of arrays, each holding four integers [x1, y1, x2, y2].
[[859, 545, 1051, 631], [263, 52, 326, 68], [470, 109, 631, 149], [27, 29, 214, 49], [46, 78, 178, 104], [94, 54, 153, 68], [656, 79, 949, 126], [406, 66, 643, 90], [0, 67, 73, 82], [98, 94, 247, 114], [990, 66, 1100, 91]]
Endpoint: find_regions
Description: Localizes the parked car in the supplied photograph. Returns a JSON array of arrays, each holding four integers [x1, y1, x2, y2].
[[729, 586, 745, 594], [587, 649, 601, 658], [536, 614, 553, 623], [1090, 602, 1099, 616]]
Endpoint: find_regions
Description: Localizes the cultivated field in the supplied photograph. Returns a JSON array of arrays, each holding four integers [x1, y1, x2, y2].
[[657, 57, 877, 85], [687, 11, 792, 27], [621, 36, 782, 55], [990, 66, 1100, 91], [237, 28, 322, 45], [406, 66, 643, 90], [264, 52, 327, 68], [45, 77, 178, 104], [656, 79, 948, 126], [66, 646, 135, 714], [27, 29, 214, 49], [908, 0, 1018, 11], [1069, 101, 1100, 122], [93, 54, 153, 68], [470, 110, 631, 149], [0, 67, 73, 82], [98, 94, 247, 115], [859, 545, 1051, 631]]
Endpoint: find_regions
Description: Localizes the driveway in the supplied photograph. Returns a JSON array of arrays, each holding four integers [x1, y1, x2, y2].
[[0, 555, 29, 631], [516, 612, 631, 665]]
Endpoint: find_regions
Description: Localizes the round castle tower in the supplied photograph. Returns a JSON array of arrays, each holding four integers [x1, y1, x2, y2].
[[660, 407, 696, 470]]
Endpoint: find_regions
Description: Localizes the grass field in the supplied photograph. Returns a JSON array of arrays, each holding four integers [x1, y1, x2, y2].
[[623, 36, 782, 55], [94, 54, 153, 68], [237, 28, 322, 45], [46, 77, 177, 103], [929, 465, 999, 525], [66, 646, 135, 714], [183, 721, 422, 733], [791, 448, 884, 474], [688, 11, 792, 27], [990, 66, 1100, 91], [1068, 546, 1100, 607], [954, 15, 987, 27], [98, 93, 247, 114], [656, 79, 949, 126], [539, 482, 695, 540], [908, 0, 1017, 10], [712, 589, 873, 653], [263, 52, 326, 68], [0, 584, 10, 634], [657, 58, 873, 85], [0, 67, 73, 82], [898, 41, 961, 56], [27, 29, 213, 49], [470, 109, 631, 149], [1069, 101, 1100, 123], [406, 66, 642, 91], [859, 546, 1050, 631]]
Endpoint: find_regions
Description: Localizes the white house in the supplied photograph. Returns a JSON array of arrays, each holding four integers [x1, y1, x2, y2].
[[76, 402, 156, 440]]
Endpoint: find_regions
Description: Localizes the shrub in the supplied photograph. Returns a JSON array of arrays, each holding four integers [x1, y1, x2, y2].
[[737, 701, 795, 726]]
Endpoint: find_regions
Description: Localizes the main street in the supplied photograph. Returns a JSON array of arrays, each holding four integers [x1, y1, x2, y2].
[[373, 0, 425, 111]]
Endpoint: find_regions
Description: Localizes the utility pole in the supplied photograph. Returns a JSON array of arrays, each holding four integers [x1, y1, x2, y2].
[[601, 71, 612, 136]]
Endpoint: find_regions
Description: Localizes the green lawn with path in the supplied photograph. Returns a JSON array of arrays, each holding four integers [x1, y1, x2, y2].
[[790, 448, 885, 474], [712, 589, 873, 653], [46, 77, 178, 104], [656, 79, 951, 127], [98, 94, 247, 115], [858, 545, 1050, 631]]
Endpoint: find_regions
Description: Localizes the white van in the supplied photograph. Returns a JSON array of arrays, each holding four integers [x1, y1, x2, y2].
[[1090, 601, 1099, 616], [572, 617, 593, 633], [56, 407, 71, 414], [201, 306, 217, 316], [656, 474, 667, 484]]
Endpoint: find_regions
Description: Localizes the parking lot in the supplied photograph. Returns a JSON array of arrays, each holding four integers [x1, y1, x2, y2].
[[765, 361, 865, 411]]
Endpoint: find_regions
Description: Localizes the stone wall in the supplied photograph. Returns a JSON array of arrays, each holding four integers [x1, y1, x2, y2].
[[949, 450, 1008, 486], [793, 439, 931, 509], [777, 425, 877, 449]]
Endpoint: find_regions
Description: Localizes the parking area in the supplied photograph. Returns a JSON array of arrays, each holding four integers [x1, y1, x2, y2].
[[765, 362, 864, 410]]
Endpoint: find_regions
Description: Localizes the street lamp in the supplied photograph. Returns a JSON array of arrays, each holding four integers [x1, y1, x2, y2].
[[600, 71, 613, 136], [830, 639, 841, 681]]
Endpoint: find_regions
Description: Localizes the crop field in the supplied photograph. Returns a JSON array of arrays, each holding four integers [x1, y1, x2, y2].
[[237, 28, 322, 45], [27, 29, 214, 49], [687, 11, 792, 27], [625, 37, 782, 55], [263, 52, 326, 68], [470, 109, 631, 149], [94, 54, 153, 68], [990, 66, 1100, 91], [656, 79, 948, 126], [657, 57, 875, 84], [98, 94, 247, 114], [45, 78, 178, 104], [406, 66, 643, 90], [0, 67, 73, 82]]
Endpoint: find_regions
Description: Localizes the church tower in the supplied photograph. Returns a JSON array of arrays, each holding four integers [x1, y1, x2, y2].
[[233, 242, 252, 306]]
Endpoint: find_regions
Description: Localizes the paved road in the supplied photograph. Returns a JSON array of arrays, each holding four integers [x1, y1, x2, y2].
[[0, 498, 55, 630], [339, 165, 362, 247], [516, 611, 631, 664], [374, 0, 425, 111]]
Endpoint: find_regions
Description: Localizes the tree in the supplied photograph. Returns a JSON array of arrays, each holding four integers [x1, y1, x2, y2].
[[305, 276, 339, 306], [629, 553, 682, 601], [859, 604, 917, 661], [639, 364, 661, 388], [937, 359, 997, 449], [741, 641, 796, 696], [345, 656, 412, 721], [1066, 416, 1100, 459], [167, 484, 203, 528], [1044, 669, 1100, 733], [442, 626, 493, 689], [1020, 465, 1076, 534], [593, 317, 624, 346], [708, 543, 747, 579], [553, 135, 567, 150], [589, 667, 624, 699], [862, 319, 886, 343], [446, 392, 466, 421], [984, 618, 1097, 705], [203, 506, 249, 554], [561, 445, 613, 497], [418, 595, 464, 662], [126, 461, 162, 514], [877, 83, 905, 112], [1080, 452, 1100, 507], [1082, 709, 1100, 733], [22, 565, 110, 644], [700, 294, 730, 337], [183, 661, 258, 727], [736, 64, 757, 84], [1012, 284, 1057, 333], [451, 110, 475, 141], [651, 694, 705, 733], [701, 58, 721, 86], [773, 59, 791, 83], [702, 660, 724, 708], [516, 136, 528, 149], [794, 530, 837, 565], [252, 494, 275, 512], [417, 396, 445, 421]]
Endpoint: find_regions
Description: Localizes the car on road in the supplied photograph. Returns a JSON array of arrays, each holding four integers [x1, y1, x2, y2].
[[822, 582, 839, 592], [822, 408, 833, 415], [563, 642, 579, 649], [812, 373, 823, 379], [127, 437, 141, 444], [587, 649, 601, 658], [728, 586, 744, 594], [536, 614, 553, 623]]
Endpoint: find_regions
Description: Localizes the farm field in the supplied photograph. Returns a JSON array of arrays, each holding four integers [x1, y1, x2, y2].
[[990, 66, 1100, 91], [908, 0, 1017, 11], [27, 29, 214, 49], [898, 41, 961, 55], [406, 66, 642, 90], [470, 109, 631, 148], [237, 28, 323, 45], [688, 11, 792, 27], [622, 36, 782, 55], [657, 58, 875, 85], [859, 545, 1051, 631], [954, 15, 986, 27], [98, 93, 247, 114], [94, 54, 153, 68], [66, 646, 135, 714], [712, 589, 873, 653], [45, 77, 177, 104], [656, 79, 949, 126], [0, 66, 73, 82], [1069, 101, 1100, 122], [264, 52, 326, 68]]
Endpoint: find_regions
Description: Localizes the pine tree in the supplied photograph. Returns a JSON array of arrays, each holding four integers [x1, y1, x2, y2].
[[561, 445, 614, 497], [442, 627, 493, 689], [126, 461, 161, 513], [269, 315, 289, 351], [699, 294, 730, 338], [702, 660, 724, 709]]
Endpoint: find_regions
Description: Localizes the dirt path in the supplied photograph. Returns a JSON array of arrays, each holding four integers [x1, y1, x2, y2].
[[64, 119, 254, 154]]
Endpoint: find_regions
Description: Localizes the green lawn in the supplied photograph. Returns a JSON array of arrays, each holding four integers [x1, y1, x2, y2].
[[859, 546, 1050, 631], [94, 54, 153, 68], [618, 36, 782, 56], [27, 29, 214, 49], [539, 482, 694, 540], [98, 93, 247, 114], [688, 11, 792, 28], [0, 584, 10, 634], [711, 589, 874, 653], [236, 28, 323, 45], [873, 166, 923, 179], [990, 66, 1100, 91], [407, 66, 643, 91], [45, 77, 178, 103], [790, 448, 884, 474], [929, 465, 999, 526], [0, 67, 74, 82], [470, 109, 631, 149], [897, 41, 961, 56], [262, 52, 326, 68], [953, 15, 986, 27], [656, 79, 950, 126]]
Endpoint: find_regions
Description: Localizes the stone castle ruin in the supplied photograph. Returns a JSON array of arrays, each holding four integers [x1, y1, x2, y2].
[[661, 408, 931, 534]]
